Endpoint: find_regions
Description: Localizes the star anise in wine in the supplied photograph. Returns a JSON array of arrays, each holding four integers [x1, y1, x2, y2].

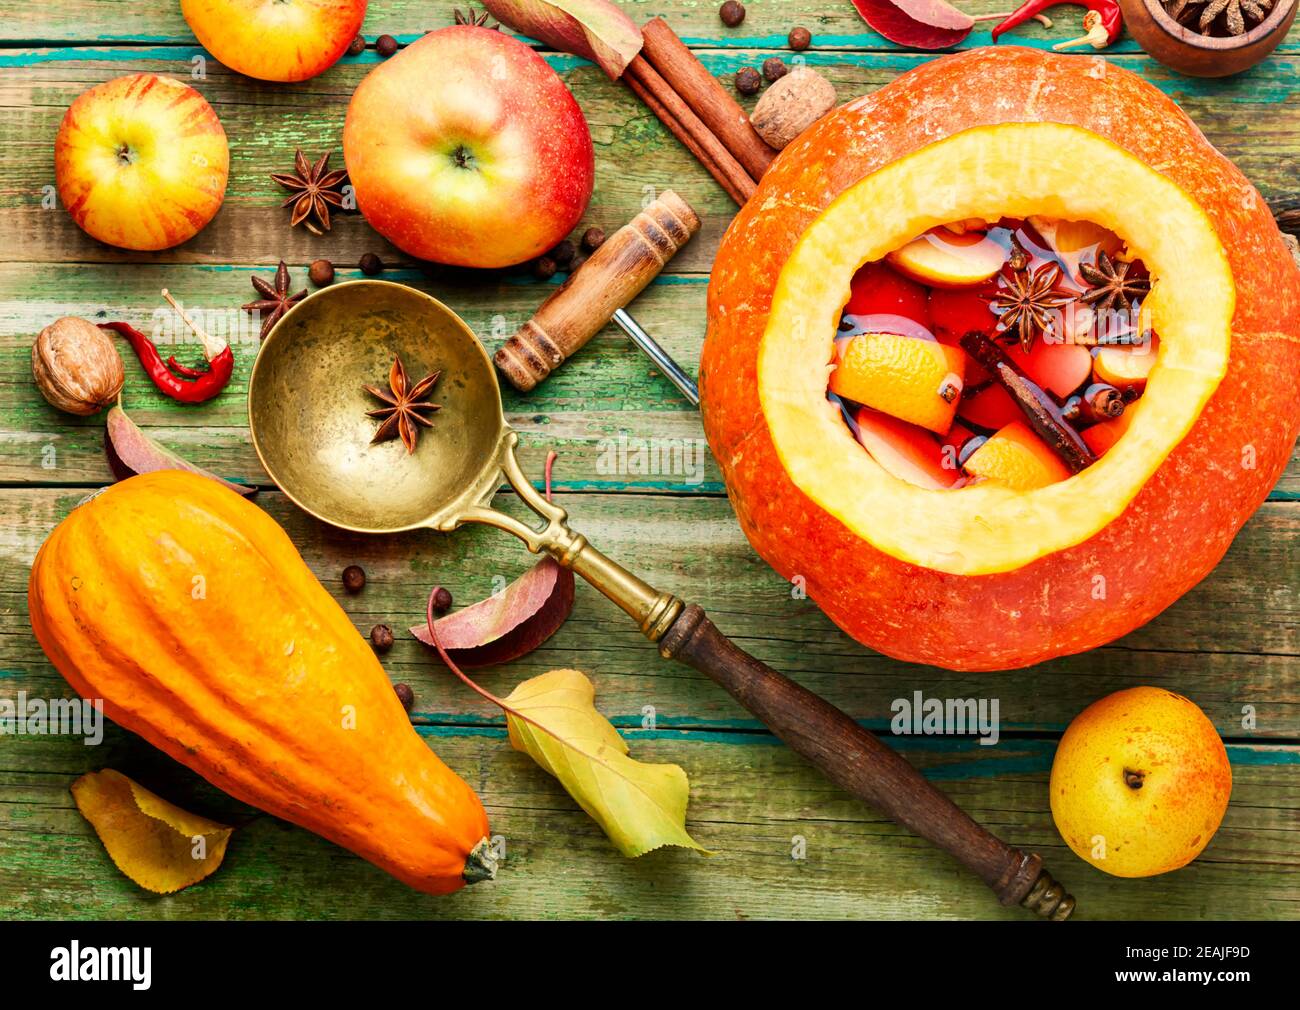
[[1079, 251, 1150, 315], [986, 260, 1069, 354], [270, 150, 349, 235], [363, 354, 442, 454], [453, 6, 498, 27], [242, 261, 306, 341], [1199, 0, 1273, 33]]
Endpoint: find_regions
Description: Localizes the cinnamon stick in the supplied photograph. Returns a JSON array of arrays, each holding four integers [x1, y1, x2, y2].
[[960, 332, 1096, 474], [625, 55, 755, 205], [640, 17, 777, 182]]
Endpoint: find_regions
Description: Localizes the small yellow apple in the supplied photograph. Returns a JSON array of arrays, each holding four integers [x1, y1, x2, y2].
[[1050, 686, 1231, 878], [55, 74, 228, 251]]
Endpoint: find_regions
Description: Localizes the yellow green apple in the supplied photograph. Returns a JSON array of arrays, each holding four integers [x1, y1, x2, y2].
[[1050, 686, 1231, 878], [55, 74, 229, 251], [182, 0, 367, 82], [343, 25, 594, 268]]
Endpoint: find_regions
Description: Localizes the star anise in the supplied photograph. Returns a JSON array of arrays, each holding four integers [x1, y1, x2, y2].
[[243, 261, 306, 341], [1199, 0, 1273, 33], [986, 260, 1069, 354], [270, 150, 349, 235], [1079, 251, 1150, 315], [1161, 0, 1209, 22], [453, 6, 498, 27], [363, 354, 442, 454]]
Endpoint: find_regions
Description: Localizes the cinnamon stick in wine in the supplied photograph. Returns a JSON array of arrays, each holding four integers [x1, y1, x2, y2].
[[624, 55, 755, 205], [960, 332, 1096, 473], [640, 17, 777, 182]]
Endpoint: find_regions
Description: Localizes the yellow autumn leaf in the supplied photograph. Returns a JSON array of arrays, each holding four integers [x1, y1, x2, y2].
[[71, 768, 232, 894], [504, 669, 709, 857]]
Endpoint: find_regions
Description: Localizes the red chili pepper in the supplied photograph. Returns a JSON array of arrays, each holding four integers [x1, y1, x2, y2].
[[991, 0, 1121, 50], [102, 321, 233, 404], [166, 355, 210, 379]]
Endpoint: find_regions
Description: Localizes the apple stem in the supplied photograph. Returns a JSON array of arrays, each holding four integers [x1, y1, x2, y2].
[[161, 288, 227, 360]]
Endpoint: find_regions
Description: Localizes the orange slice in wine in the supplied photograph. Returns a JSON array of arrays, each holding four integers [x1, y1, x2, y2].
[[831, 332, 966, 434], [963, 421, 1072, 490]]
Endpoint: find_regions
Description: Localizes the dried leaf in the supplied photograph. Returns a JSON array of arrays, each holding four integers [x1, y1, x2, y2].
[[105, 403, 256, 497], [480, 0, 643, 79], [503, 670, 709, 857], [71, 769, 232, 893], [851, 0, 974, 49], [411, 557, 575, 666]]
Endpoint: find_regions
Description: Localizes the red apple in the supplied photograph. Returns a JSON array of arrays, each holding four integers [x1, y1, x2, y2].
[[181, 0, 366, 83], [343, 26, 594, 268], [55, 74, 229, 251]]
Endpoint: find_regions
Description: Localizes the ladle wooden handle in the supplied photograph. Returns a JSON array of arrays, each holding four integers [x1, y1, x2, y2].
[[493, 190, 700, 392], [658, 604, 1076, 920]]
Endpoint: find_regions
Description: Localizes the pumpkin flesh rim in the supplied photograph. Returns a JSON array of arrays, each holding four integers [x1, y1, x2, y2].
[[758, 122, 1235, 576]]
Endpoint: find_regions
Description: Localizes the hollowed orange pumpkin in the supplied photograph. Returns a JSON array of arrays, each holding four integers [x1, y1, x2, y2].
[[701, 48, 1300, 671]]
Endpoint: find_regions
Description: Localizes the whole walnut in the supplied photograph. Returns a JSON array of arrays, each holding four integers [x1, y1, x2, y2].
[[32, 317, 125, 415]]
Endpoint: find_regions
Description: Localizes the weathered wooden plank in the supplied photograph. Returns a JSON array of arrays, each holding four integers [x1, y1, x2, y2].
[[3, 49, 1300, 273], [5, 0, 1300, 54], [3, 489, 1297, 736], [3, 265, 1298, 496], [0, 727, 1294, 920]]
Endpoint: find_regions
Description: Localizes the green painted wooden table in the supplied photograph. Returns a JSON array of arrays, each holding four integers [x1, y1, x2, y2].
[[2, 2, 1297, 921]]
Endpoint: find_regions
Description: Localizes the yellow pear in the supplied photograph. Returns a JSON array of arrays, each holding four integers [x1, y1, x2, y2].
[[1050, 687, 1231, 878]]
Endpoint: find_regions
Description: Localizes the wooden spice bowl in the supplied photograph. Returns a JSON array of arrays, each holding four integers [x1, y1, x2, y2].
[[1120, 0, 1297, 77]]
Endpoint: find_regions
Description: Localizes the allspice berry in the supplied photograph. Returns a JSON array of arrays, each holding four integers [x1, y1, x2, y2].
[[342, 565, 366, 594], [370, 624, 395, 653], [533, 255, 558, 280], [788, 26, 812, 51], [347, 35, 366, 56], [309, 258, 335, 287], [735, 66, 762, 96], [359, 252, 384, 275], [393, 683, 415, 711], [432, 586, 453, 614], [581, 227, 605, 252], [31, 317, 125, 416], [376, 34, 398, 57], [763, 57, 789, 82], [549, 239, 576, 268], [719, 0, 746, 27]]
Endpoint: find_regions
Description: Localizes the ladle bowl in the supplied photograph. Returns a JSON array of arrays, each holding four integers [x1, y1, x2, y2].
[[247, 280, 1075, 919]]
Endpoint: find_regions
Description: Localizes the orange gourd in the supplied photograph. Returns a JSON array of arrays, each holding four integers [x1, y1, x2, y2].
[[28, 470, 493, 895]]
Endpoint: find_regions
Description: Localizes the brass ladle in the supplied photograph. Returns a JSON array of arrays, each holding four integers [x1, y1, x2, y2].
[[248, 280, 1074, 919]]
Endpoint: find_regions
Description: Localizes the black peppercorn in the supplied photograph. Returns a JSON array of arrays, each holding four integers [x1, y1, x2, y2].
[[735, 67, 761, 96], [309, 258, 335, 287], [393, 683, 415, 711], [788, 26, 812, 51], [347, 35, 366, 56], [432, 586, 453, 613], [569, 254, 587, 273], [763, 57, 788, 82], [581, 226, 605, 252], [533, 255, 557, 280], [719, 0, 746, 27], [342, 565, 366, 594], [370, 624, 394, 653], [376, 34, 399, 57], [359, 252, 384, 275], [550, 239, 576, 268]]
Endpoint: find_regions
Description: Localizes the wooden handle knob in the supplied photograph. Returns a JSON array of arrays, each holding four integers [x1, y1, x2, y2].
[[494, 190, 700, 392], [659, 604, 1076, 919]]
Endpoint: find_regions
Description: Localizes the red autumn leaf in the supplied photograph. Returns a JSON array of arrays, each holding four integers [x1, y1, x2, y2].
[[104, 404, 256, 497], [412, 557, 575, 667], [851, 0, 974, 49]]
